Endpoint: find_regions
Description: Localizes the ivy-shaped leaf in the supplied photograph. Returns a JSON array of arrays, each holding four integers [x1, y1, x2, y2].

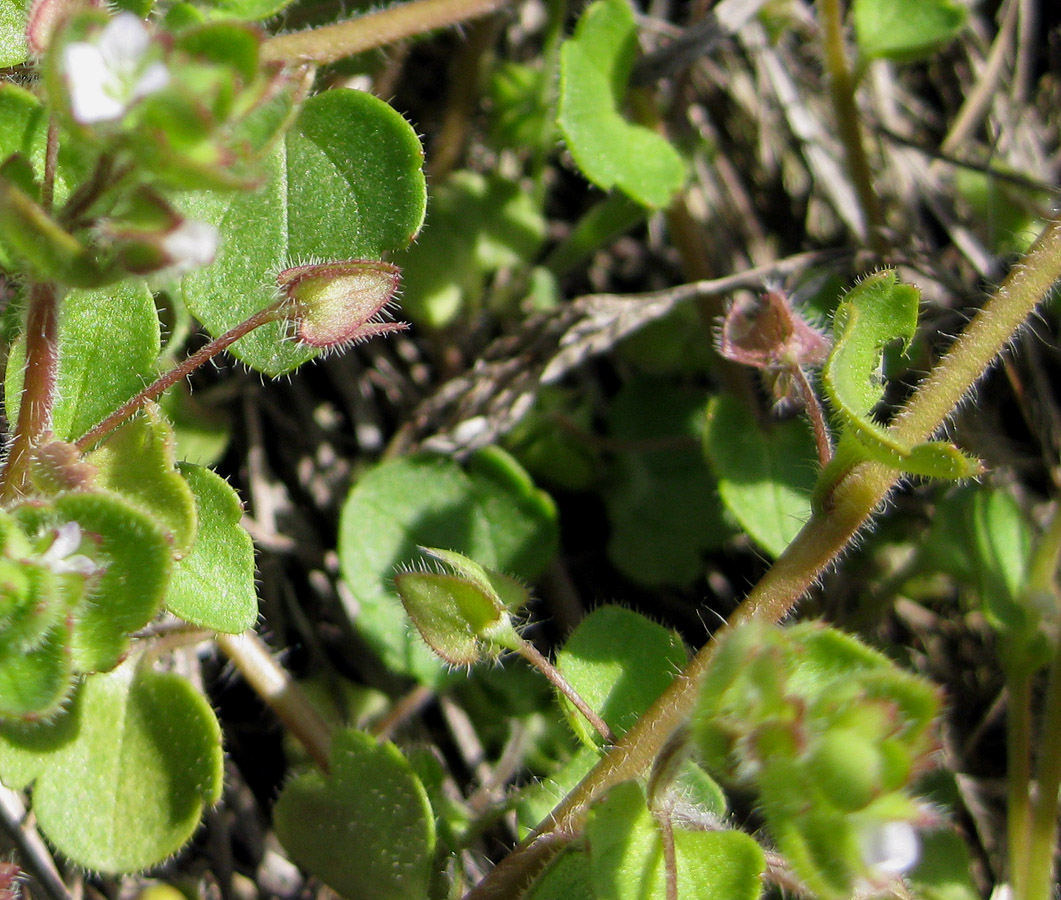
[[556, 606, 686, 748], [704, 393, 818, 558], [0, 625, 72, 719], [165, 464, 257, 633], [87, 405, 198, 557], [6, 281, 161, 443], [182, 88, 426, 375], [821, 271, 980, 481], [0, 664, 223, 874], [557, 0, 685, 209], [14, 492, 173, 673], [273, 728, 435, 900], [339, 448, 557, 686], [586, 781, 765, 900], [0, 0, 28, 69], [853, 0, 967, 63]]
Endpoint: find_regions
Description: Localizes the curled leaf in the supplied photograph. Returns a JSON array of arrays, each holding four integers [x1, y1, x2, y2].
[[821, 271, 981, 480]]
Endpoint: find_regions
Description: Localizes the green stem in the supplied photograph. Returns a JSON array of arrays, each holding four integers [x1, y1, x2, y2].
[[1006, 669, 1033, 898], [261, 0, 510, 66], [516, 639, 616, 745], [463, 216, 1061, 899], [0, 281, 61, 503], [1025, 634, 1061, 900], [74, 301, 287, 451], [816, 0, 886, 252]]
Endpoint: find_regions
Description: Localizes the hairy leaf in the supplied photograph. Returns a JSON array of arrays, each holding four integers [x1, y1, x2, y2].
[[274, 729, 435, 900], [182, 88, 425, 375]]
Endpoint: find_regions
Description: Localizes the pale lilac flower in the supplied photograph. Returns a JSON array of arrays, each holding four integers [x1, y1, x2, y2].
[[39, 522, 98, 576], [62, 13, 170, 124], [859, 820, 920, 877], [160, 220, 220, 273]]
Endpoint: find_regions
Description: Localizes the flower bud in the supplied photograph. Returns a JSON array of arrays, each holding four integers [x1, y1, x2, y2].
[[277, 260, 407, 349]]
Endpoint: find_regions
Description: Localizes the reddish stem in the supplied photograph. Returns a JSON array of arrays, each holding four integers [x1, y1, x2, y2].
[[75, 301, 287, 451], [1, 281, 61, 502]]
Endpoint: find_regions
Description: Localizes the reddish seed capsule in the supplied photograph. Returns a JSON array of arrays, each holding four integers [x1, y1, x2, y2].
[[277, 260, 408, 349]]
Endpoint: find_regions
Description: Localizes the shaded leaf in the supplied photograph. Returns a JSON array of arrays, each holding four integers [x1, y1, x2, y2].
[[338, 449, 557, 686], [274, 728, 435, 900], [704, 393, 817, 557]]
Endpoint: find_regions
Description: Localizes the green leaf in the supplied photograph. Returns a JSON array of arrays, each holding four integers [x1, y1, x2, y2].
[[21, 664, 223, 874], [166, 464, 257, 633], [908, 829, 982, 900], [704, 393, 818, 558], [87, 406, 198, 557], [557, 0, 685, 208], [820, 271, 980, 480], [586, 781, 764, 900], [397, 171, 547, 329], [273, 728, 435, 900], [338, 449, 558, 686], [182, 88, 426, 375], [556, 606, 686, 747], [603, 378, 730, 586], [194, 0, 298, 24], [15, 493, 173, 673], [6, 281, 160, 443], [0, 625, 73, 719], [524, 850, 594, 900], [853, 0, 967, 62], [0, 0, 27, 67]]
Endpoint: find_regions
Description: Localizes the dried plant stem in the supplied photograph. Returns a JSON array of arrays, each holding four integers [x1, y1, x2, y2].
[[215, 631, 334, 772], [0, 281, 61, 502], [816, 0, 885, 252], [464, 217, 1061, 899], [75, 301, 287, 451], [262, 0, 510, 66]]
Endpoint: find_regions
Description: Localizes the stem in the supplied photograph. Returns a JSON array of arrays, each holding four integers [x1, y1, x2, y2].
[[816, 0, 886, 252], [791, 364, 833, 467], [1024, 633, 1061, 900], [42, 117, 59, 214], [215, 631, 334, 772], [261, 0, 510, 66], [0, 282, 61, 502], [463, 216, 1061, 899], [516, 640, 617, 745], [1006, 670, 1033, 898], [75, 301, 287, 451]]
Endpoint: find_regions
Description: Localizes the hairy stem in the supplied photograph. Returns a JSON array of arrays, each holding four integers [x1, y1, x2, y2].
[[817, 0, 886, 252], [0, 282, 61, 502], [215, 631, 334, 772], [516, 640, 617, 745], [75, 301, 287, 451], [463, 215, 1061, 899], [262, 0, 510, 66]]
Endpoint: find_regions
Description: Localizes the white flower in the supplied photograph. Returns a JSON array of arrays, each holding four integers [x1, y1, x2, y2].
[[160, 219, 220, 273], [62, 13, 170, 124], [859, 820, 920, 877], [39, 522, 98, 577]]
